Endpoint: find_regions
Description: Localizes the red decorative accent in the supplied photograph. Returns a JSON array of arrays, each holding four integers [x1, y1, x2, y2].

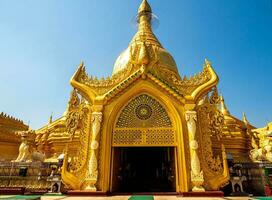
[[265, 186, 272, 196], [0, 187, 25, 195]]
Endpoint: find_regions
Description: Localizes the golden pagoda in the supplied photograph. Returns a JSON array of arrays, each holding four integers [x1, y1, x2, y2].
[[39, 0, 231, 192], [1, 0, 262, 195]]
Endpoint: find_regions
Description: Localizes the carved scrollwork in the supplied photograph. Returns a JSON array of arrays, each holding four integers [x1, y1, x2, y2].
[[185, 111, 205, 192], [68, 106, 89, 174], [66, 111, 80, 139], [66, 89, 81, 139], [196, 96, 225, 175], [88, 112, 102, 178], [85, 112, 103, 191], [63, 89, 90, 182], [149, 65, 212, 96], [76, 63, 135, 95], [68, 89, 80, 111], [209, 87, 220, 105]]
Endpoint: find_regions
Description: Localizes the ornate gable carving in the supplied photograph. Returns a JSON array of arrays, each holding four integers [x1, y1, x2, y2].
[[149, 64, 212, 96]]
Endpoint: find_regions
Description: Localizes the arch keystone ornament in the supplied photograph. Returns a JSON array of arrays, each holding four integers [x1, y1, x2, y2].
[[185, 110, 205, 192]]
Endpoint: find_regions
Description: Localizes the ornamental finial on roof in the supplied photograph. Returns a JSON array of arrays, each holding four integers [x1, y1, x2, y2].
[[204, 58, 212, 68], [138, 0, 152, 15], [49, 112, 53, 124], [220, 95, 230, 115], [242, 112, 250, 125], [137, 0, 153, 34]]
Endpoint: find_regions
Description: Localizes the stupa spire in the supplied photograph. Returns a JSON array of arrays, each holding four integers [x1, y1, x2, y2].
[[242, 112, 249, 125], [48, 113, 53, 124], [131, 0, 161, 47], [112, 0, 179, 76], [220, 95, 230, 115], [138, 0, 152, 14]]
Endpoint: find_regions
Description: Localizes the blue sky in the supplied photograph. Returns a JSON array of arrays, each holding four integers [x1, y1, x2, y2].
[[0, 0, 271, 129]]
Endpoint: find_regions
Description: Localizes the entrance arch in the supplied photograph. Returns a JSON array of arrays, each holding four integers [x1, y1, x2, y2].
[[110, 94, 178, 192]]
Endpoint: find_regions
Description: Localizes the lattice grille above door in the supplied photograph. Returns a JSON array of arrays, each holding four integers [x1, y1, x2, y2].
[[113, 94, 176, 146], [116, 94, 172, 128]]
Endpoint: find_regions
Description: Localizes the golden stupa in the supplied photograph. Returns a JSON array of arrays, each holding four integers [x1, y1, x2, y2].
[[1, 0, 262, 195]]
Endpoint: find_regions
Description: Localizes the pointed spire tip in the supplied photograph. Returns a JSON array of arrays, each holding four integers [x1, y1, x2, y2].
[[138, 0, 152, 14]]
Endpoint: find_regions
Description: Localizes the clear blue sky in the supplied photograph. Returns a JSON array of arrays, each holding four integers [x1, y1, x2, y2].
[[0, 0, 271, 129]]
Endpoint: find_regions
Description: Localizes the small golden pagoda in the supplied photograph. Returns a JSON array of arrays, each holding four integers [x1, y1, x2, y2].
[[22, 0, 258, 194]]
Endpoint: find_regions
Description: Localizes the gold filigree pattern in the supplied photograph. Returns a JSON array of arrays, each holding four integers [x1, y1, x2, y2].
[[68, 106, 89, 174], [116, 94, 172, 128], [149, 66, 212, 96], [76, 64, 135, 95], [112, 128, 175, 146], [113, 129, 142, 146], [63, 89, 91, 186], [66, 90, 81, 139], [196, 97, 224, 175], [113, 94, 175, 146], [209, 87, 220, 105], [185, 111, 205, 191], [84, 112, 103, 191], [145, 129, 175, 145]]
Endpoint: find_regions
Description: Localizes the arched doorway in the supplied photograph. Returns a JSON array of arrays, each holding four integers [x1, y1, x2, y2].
[[110, 94, 177, 192]]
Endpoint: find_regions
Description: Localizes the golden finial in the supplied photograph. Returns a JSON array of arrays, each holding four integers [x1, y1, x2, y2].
[[220, 95, 230, 115], [242, 112, 249, 125], [204, 58, 212, 68], [49, 112, 53, 124], [138, 0, 152, 15], [137, 0, 153, 34], [79, 61, 84, 68]]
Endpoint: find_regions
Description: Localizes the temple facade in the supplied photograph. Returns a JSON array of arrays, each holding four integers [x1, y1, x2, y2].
[[35, 0, 242, 193], [1, 0, 269, 195]]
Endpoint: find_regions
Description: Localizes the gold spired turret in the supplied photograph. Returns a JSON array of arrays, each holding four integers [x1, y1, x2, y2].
[[138, 0, 151, 13], [133, 0, 161, 47], [220, 95, 230, 115], [242, 112, 249, 125], [113, 0, 179, 76]]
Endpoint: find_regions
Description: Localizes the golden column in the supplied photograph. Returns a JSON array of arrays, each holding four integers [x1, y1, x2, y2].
[[85, 110, 103, 191], [185, 111, 205, 192]]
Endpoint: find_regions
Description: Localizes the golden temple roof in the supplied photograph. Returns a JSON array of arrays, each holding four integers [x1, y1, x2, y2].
[[70, 0, 219, 103], [112, 0, 179, 76]]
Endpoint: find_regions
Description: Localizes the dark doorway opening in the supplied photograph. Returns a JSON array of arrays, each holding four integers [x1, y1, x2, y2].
[[111, 147, 176, 192]]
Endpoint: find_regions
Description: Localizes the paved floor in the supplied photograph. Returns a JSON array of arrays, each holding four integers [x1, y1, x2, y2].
[[38, 196, 259, 200], [0, 195, 264, 200]]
